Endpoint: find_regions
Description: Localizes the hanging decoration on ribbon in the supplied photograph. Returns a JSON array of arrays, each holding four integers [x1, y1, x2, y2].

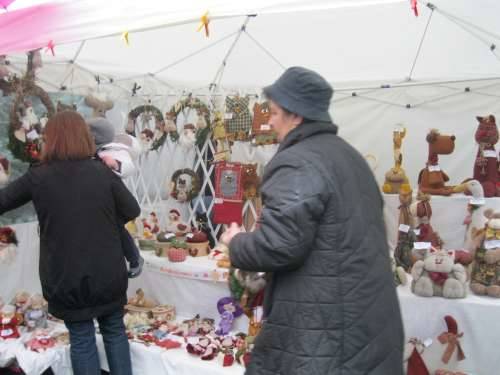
[[411, 0, 419, 17], [197, 11, 210, 37], [122, 31, 130, 46], [45, 40, 55, 56]]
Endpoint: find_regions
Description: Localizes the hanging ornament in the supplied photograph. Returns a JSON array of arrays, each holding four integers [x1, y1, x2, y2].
[[45, 40, 55, 56], [411, 0, 418, 17], [122, 31, 130, 46], [197, 11, 210, 37]]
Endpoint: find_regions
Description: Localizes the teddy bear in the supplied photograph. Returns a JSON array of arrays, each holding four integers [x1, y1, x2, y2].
[[241, 163, 260, 200], [382, 126, 410, 194], [470, 209, 500, 297], [418, 129, 457, 196], [411, 248, 467, 298], [471, 115, 498, 197]]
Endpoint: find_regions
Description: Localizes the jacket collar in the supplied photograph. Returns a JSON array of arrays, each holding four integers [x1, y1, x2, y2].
[[278, 121, 338, 153]]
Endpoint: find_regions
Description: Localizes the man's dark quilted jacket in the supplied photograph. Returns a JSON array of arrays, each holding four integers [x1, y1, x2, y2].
[[230, 121, 404, 375]]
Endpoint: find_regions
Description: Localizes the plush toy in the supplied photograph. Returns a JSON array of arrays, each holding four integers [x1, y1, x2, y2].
[[124, 312, 151, 332], [471, 115, 499, 197], [225, 95, 252, 142], [462, 180, 488, 252], [11, 290, 30, 324], [126, 288, 158, 310], [252, 102, 277, 145], [25, 328, 56, 352], [470, 209, 500, 297], [216, 335, 237, 367], [0, 154, 10, 186], [0, 226, 18, 264], [215, 297, 244, 336], [383, 126, 410, 194], [394, 186, 417, 272], [418, 130, 457, 196], [235, 334, 254, 368], [405, 316, 465, 375], [179, 123, 196, 149], [165, 209, 189, 236], [0, 304, 20, 339], [411, 248, 467, 298], [197, 318, 215, 336], [391, 257, 408, 286], [24, 294, 48, 332], [172, 315, 201, 337], [84, 93, 113, 118], [241, 163, 260, 200]]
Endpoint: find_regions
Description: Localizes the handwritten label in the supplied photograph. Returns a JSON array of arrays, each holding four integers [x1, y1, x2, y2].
[[224, 113, 233, 120], [214, 198, 223, 204], [485, 240, 500, 249], [413, 229, 421, 236], [399, 224, 410, 233], [470, 197, 486, 206], [428, 165, 441, 172], [260, 124, 271, 131], [413, 242, 432, 250], [483, 150, 497, 158]]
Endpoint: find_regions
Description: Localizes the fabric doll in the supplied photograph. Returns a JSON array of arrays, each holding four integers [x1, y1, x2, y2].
[[87, 117, 144, 278], [25, 328, 56, 352], [0, 304, 20, 340], [24, 294, 48, 332], [215, 297, 244, 336], [179, 123, 196, 149], [0, 226, 18, 264], [11, 290, 30, 324]]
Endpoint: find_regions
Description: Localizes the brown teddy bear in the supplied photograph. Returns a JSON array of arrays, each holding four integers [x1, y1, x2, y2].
[[472, 115, 498, 197], [418, 129, 457, 196]]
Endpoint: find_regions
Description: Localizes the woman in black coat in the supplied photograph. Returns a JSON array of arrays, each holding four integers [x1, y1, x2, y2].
[[0, 111, 140, 375]]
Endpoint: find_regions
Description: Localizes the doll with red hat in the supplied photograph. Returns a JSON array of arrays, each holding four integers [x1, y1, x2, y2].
[[0, 304, 20, 340]]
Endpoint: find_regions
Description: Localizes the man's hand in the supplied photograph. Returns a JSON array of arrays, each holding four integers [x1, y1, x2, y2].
[[220, 222, 243, 245]]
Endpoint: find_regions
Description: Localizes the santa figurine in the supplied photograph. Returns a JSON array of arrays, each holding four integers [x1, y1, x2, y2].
[[179, 123, 196, 149], [166, 209, 189, 236], [0, 304, 20, 340]]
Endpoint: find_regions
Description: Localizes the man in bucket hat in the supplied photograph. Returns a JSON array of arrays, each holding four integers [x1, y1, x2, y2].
[[222, 67, 404, 375]]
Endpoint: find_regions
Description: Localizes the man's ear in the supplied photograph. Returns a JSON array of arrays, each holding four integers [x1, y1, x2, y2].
[[292, 114, 304, 127]]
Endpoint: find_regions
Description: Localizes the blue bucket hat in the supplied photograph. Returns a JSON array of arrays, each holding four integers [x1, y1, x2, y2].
[[263, 66, 333, 123]]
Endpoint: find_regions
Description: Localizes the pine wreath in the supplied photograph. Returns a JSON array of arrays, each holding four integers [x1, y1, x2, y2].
[[169, 94, 211, 147], [127, 103, 179, 150], [8, 52, 55, 163], [170, 168, 201, 202]]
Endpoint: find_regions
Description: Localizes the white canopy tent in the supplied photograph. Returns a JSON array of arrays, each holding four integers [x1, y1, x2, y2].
[[2, 0, 500, 189]]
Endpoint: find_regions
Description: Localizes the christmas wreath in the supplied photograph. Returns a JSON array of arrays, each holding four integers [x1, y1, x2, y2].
[[127, 103, 179, 151], [170, 168, 201, 202], [168, 94, 211, 147], [8, 52, 55, 163]]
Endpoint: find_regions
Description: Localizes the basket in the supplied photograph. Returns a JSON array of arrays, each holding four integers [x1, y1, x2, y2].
[[186, 241, 209, 257], [151, 305, 176, 321], [138, 239, 156, 251], [167, 248, 187, 262]]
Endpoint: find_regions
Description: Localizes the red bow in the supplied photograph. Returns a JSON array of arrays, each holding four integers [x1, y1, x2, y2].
[[438, 331, 465, 364], [411, 0, 419, 16], [428, 271, 448, 286]]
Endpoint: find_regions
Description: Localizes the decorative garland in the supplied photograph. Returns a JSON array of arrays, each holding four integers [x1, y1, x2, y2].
[[8, 53, 55, 163], [168, 95, 211, 147], [170, 168, 201, 202], [127, 103, 179, 150]]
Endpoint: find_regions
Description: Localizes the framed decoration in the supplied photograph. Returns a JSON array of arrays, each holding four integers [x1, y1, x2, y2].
[[170, 168, 201, 203]]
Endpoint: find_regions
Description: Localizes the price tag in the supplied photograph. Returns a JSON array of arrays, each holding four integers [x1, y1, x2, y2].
[[224, 113, 233, 120], [413, 242, 432, 250], [1, 329, 13, 337], [260, 124, 271, 131], [428, 165, 441, 172], [485, 240, 500, 249], [185, 233, 194, 239], [470, 197, 485, 205], [399, 224, 410, 233], [413, 229, 421, 236], [483, 150, 497, 158], [423, 338, 433, 348], [214, 198, 223, 204]]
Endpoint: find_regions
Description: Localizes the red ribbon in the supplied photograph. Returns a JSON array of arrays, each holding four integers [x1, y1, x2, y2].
[[438, 332, 465, 364]]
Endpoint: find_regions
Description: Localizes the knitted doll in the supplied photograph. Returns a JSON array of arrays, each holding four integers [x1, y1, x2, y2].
[[472, 115, 498, 197], [0, 305, 20, 340]]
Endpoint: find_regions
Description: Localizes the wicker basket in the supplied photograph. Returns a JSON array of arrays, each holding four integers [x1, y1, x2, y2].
[[151, 305, 176, 321], [186, 241, 209, 257], [167, 248, 187, 262]]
